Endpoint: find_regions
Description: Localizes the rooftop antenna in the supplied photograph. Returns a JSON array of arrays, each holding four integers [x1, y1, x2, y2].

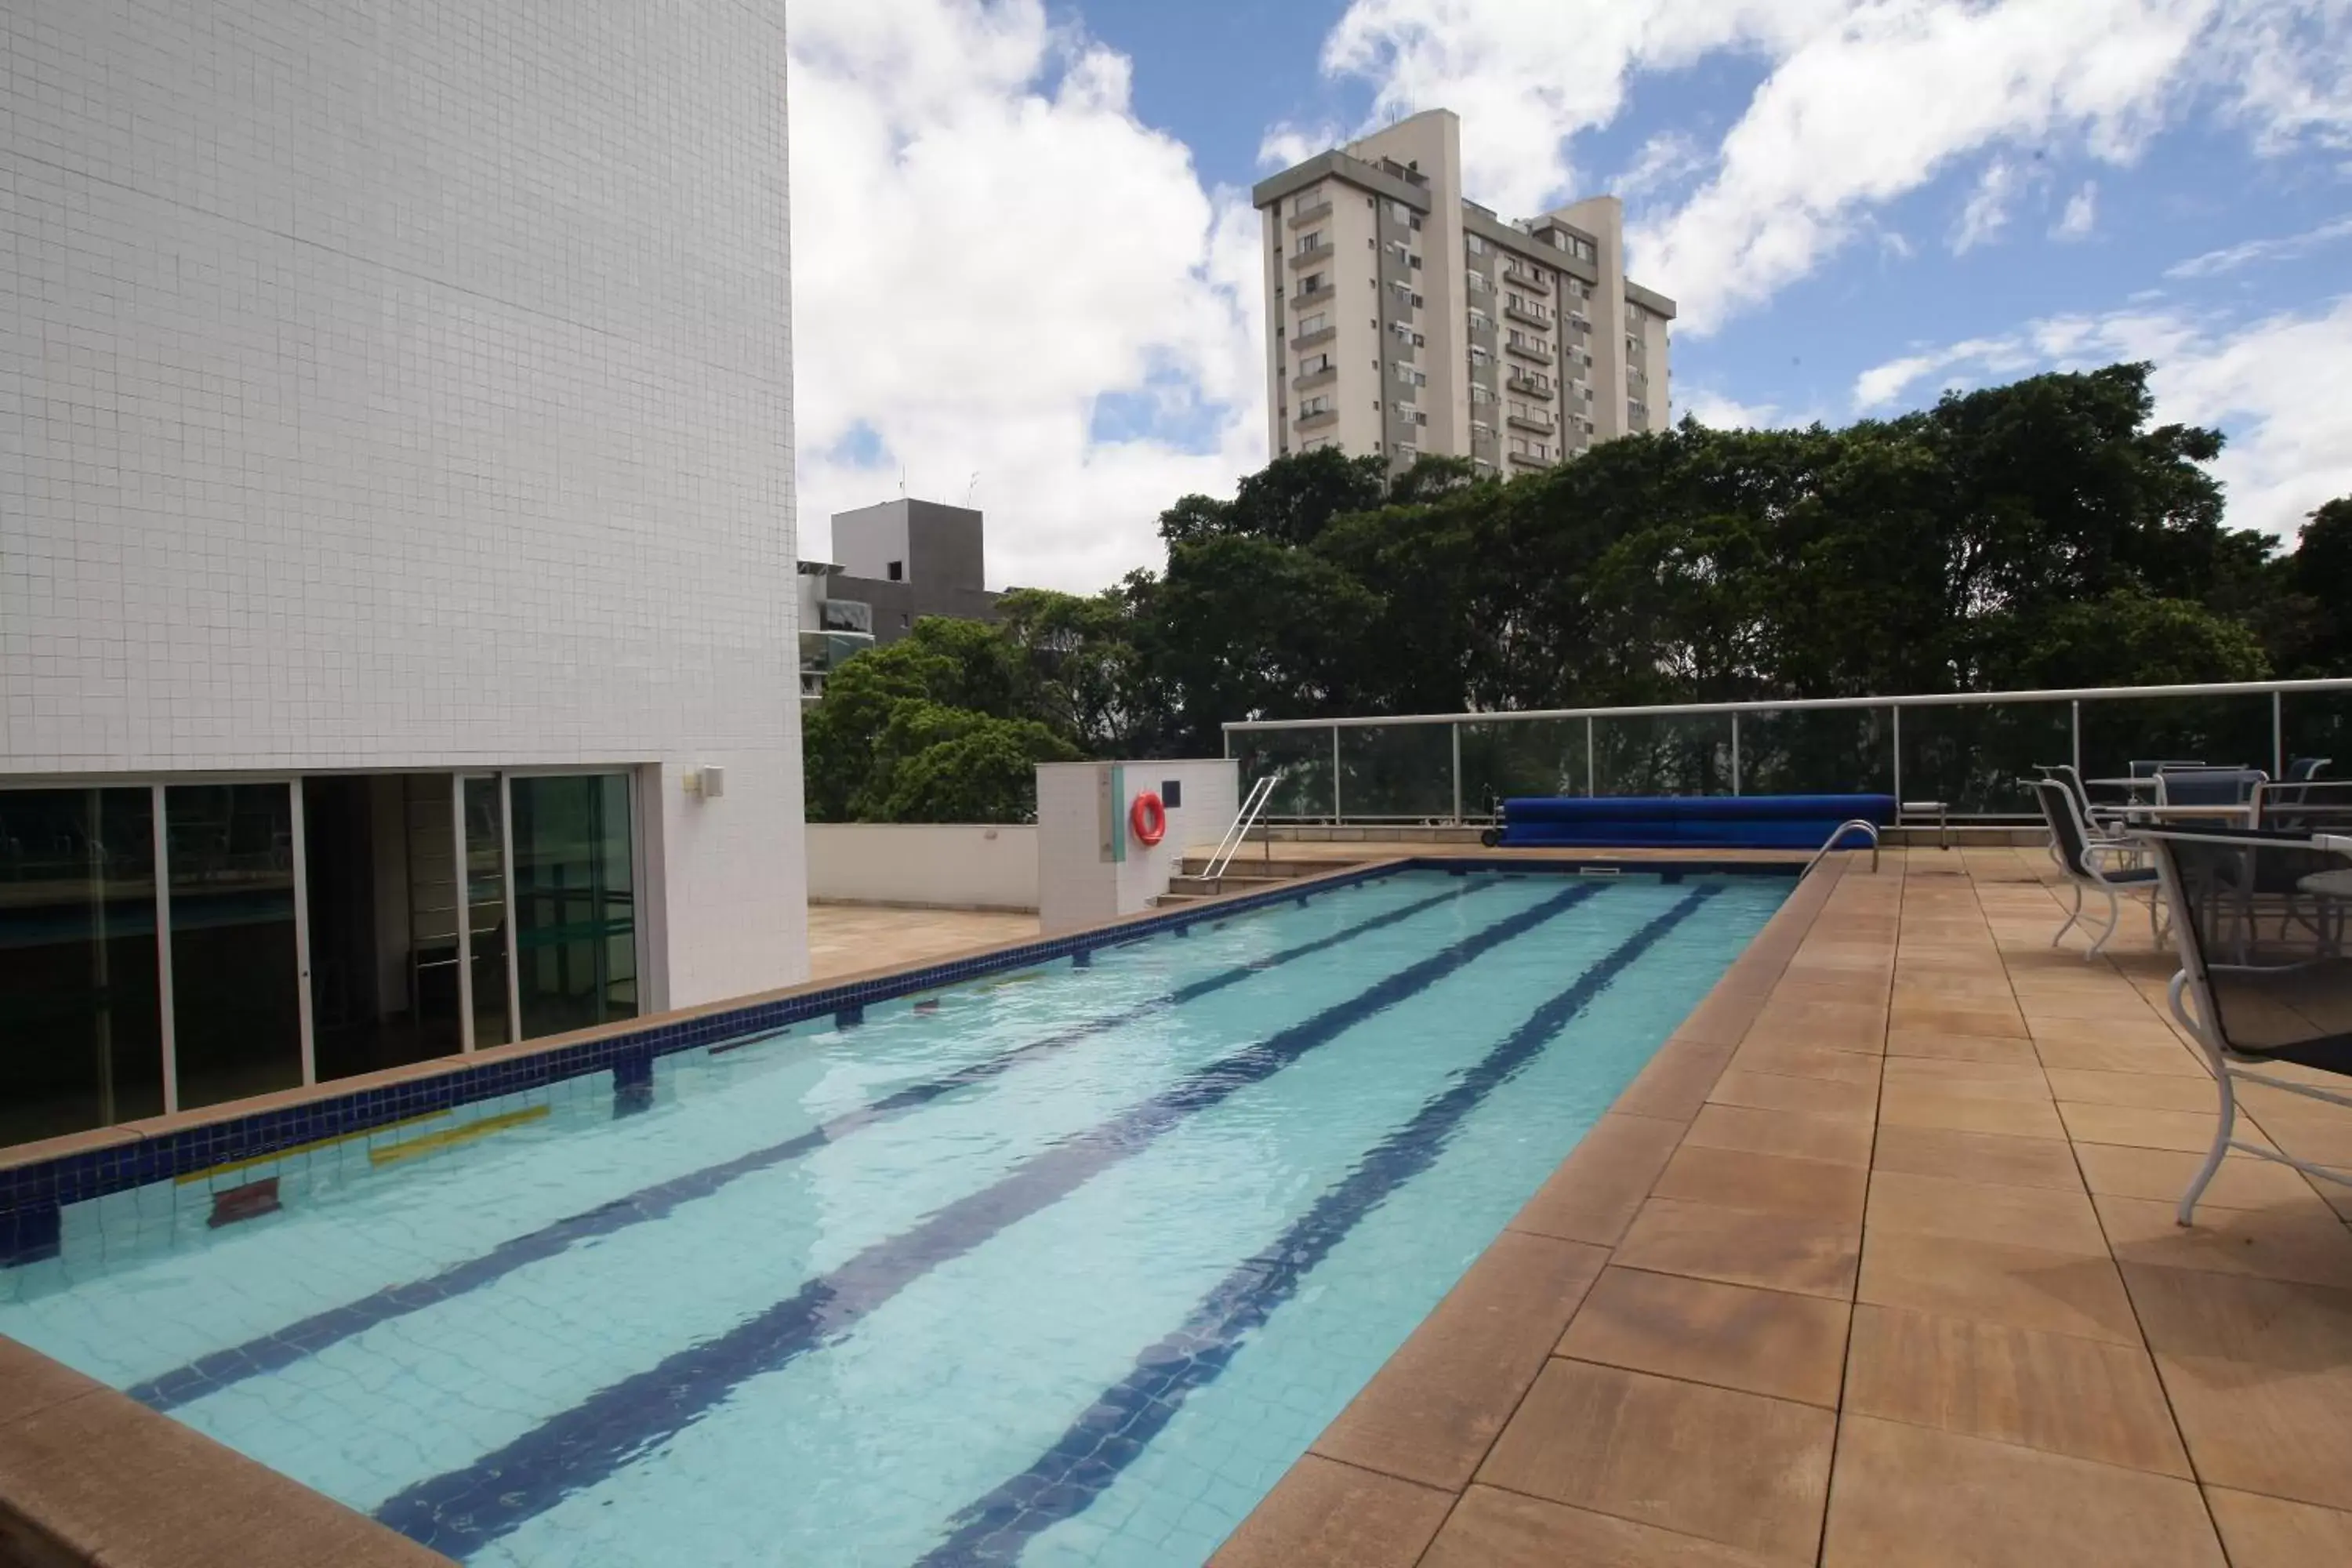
[[965, 471, 980, 505], [898, 465, 906, 499]]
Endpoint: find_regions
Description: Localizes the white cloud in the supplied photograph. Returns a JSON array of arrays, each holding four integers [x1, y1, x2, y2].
[[1614, 131, 1711, 199], [1258, 122, 1341, 171], [787, 0, 1266, 592], [1953, 160, 2024, 253], [1681, 389, 1824, 429], [2166, 212, 2352, 276], [1849, 297, 2352, 535], [2055, 181, 2100, 240], [1311, 1, 2352, 331]]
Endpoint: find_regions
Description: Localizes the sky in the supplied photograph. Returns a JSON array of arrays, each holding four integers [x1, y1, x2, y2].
[[785, 0, 2352, 591]]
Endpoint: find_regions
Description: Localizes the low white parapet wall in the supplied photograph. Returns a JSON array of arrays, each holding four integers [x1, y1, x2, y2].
[[804, 823, 1040, 912]]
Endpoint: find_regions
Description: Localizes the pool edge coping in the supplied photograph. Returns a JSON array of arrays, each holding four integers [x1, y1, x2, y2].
[[0, 848, 1818, 1568], [1206, 850, 1854, 1565]]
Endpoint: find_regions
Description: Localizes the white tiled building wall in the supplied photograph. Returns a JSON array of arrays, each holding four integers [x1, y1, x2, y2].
[[0, 0, 808, 1004]]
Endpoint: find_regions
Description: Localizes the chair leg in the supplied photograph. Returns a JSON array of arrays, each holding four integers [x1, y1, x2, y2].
[[2180, 1067, 2238, 1227], [2053, 883, 2084, 949], [2086, 887, 2121, 960]]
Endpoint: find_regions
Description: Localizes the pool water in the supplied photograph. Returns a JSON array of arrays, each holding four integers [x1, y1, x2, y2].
[[0, 869, 1786, 1566]]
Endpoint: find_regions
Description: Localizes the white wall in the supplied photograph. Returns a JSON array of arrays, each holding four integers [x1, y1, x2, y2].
[[1037, 760, 1241, 936], [0, 0, 808, 1007], [806, 825, 1040, 912]]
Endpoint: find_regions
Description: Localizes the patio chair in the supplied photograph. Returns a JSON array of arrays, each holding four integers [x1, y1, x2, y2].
[[2130, 759, 2203, 779], [2028, 778, 2161, 959], [2046, 763, 2133, 834], [2286, 757, 2331, 783], [2136, 826, 2352, 1225], [2155, 767, 2266, 808]]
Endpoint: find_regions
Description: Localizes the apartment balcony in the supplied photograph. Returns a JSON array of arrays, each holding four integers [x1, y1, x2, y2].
[[1288, 283, 1334, 310], [1290, 325, 1337, 351], [1500, 262, 1549, 292], [1295, 408, 1338, 431], [1504, 335, 1554, 365], [1507, 410, 1557, 435], [1503, 298, 1552, 328], [1287, 240, 1334, 270], [1505, 373, 1552, 400], [1287, 198, 1332, 228], [1292, 365, 1338, 391], [1507, 448, 1550, 469]]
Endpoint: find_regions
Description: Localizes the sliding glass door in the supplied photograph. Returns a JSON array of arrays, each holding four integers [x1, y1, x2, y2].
[[510, 774, 637, 1040], [0, 789, 165, 1146], [165, 783, 303, 1111]]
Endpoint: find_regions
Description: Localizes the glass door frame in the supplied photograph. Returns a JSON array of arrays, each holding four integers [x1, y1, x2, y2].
[[501, 764, 653, 1042], [452, 771, 526, 1054]]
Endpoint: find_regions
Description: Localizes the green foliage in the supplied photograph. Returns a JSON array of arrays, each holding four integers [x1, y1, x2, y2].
[[804, 365, 2350, 821]]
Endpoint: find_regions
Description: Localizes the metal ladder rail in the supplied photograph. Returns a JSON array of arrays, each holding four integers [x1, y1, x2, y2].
[[1800, 818, 1881, 880], [1204, 776, 1277, 880]]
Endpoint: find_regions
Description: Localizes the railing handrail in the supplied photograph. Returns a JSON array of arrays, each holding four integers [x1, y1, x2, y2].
[[1801, 819, 1881, 880], [1205, 776, 1276, 880], [1219, 676, 2352, 735]]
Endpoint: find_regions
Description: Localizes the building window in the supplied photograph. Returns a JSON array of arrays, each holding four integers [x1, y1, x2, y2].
[[887, 561, 903, 581], [1408, 253, 1422, 270], [1413, 332, 1425, 347], [1299, 351, 1333, 376], [1300, 272, 1327, 296], [1468, 234, 1487, 256], [1292, 187, 1323, 215], [1299, 394, 1331, 416], [1298, 311, 1327, 336], [1410, 215, 1422, 230], [1388, 200, 1411, 222], [1467, 270, 1491, 293], [1294, 231, 1325, 255], [1392, 363, 1426, 387], [1470, 345, 1491, 365], [1470, 385, 1495, 404]]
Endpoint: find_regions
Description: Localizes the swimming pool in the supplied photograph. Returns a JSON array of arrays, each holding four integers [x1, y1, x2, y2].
[[0, 868, 1786, 1566]]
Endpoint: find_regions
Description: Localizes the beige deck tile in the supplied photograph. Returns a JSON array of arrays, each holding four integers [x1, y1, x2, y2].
[[2032, 1034, 2210, 1076], [1724, 1040, 1884, 1086], [2203, 1488, 2352, 1566], [1889, 1004, 2030, 1040], [1878, 1057, 2052, 1102], [1843, 1305, 2190, 1475], [1857, 1229, 2142, 1345], [1418, 1486, 1783, 1568], [1559, 1267, 1850, 1408], [1652, 1145, 1867, 1224], [1866, 1169, 2109, 1257], [2059, 1101, 2265, 1154], [1207, 1454, 1452, 1568], [1613, 1196, 1860, 1301], [1610, 1040, 1733, 1123], [1883, 1029, 2042, 1065], [1682, 1103, 1875, 1168], [1312, 1231, 1607, 1491], [1475, 1359, 1835, 1565], [1870, 1123, 2085, 1192], [804, 902, 1040, 981], [1878, 1082, 2067, 1140], [2031, 1015, 2199, 1052], [2124, 1264, 2352, 1513], [1705, 1068, 1878, 1123], [1819, 1414, 2224, 1568], [2096, 1192, 2352, 1290], [1506, 1113, 1685, 1247], [2043, 1067, 2219, 1112], [2074, 1142, 2326, 1210]]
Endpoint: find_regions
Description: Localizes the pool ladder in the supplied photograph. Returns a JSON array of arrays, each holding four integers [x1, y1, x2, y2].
[[1801, 819, 1882, 879]]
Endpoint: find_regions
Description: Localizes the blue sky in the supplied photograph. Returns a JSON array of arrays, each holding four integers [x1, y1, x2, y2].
[[786, 0, 2352, 590]]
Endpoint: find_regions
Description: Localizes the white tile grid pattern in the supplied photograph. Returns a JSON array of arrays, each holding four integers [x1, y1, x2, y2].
[[0, 0, 808, 1006]]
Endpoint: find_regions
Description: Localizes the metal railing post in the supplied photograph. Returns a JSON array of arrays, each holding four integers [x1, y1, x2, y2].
[[2274, 690, 2285, 778], [2071, 699, 2082, 776], [1450, 721, 1463, 823], [1585, 716, 1596, 797], [1330, 726, 1341, 823], [1730, 711, 1741, 796], [1890, 705, 1903, 807]]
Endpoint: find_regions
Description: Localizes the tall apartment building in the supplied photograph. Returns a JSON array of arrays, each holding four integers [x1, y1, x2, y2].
[[1253, 110, 1675, 475], [0, 1, 804, 1148]]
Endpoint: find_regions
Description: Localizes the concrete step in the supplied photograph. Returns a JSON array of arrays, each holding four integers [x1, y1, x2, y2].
[[1166, 873, 1292, 898], [1174, 856, 1361, 880]]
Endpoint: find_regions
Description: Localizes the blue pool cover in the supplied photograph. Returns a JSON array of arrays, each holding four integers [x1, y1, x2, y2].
[[1499, 793, 1896, 848]]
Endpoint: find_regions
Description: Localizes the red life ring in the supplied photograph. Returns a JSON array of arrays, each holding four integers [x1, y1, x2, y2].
[[1130, 791, 1167, 847]]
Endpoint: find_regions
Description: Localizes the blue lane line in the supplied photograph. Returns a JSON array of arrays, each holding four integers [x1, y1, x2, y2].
[[369, 882, 1605, 1558], [128, 881, 1494, 1415], [916, 885, 1720, 1566]]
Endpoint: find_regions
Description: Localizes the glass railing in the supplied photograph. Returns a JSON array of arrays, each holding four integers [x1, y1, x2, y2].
[[1221, 678, 2352, 822]]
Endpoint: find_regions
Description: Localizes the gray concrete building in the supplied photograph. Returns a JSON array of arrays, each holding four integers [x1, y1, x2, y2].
[[1252, 109, 1675, 477], [797, 500, 1001, 699]]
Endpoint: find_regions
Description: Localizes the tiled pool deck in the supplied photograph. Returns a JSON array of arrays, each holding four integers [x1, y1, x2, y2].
[[1212, 845, 2352, 1568], [7, 845, 2350, 1566]]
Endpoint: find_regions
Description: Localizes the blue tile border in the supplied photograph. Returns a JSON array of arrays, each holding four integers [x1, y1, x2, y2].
[[0, 855, 1797, 1265]]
